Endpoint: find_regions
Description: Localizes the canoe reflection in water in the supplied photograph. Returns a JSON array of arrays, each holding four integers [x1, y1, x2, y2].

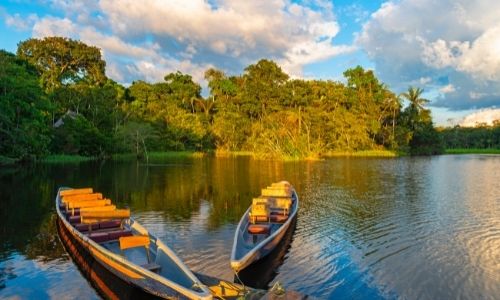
[[236, 217, 297, 289]]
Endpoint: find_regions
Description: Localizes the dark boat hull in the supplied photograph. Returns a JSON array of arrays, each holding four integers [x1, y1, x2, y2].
[[237, 217, 297, 289], [56, 217, 162, 300]]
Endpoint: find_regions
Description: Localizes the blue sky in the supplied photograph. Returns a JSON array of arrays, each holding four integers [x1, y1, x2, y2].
[[1, 0, 500, 126]]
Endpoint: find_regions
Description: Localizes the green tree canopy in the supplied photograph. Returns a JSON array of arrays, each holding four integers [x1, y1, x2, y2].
[[242, 59, 289, 119], [0, 50, 51, 160], [17, 37, 106, 92], [0, 50, 50, 159]]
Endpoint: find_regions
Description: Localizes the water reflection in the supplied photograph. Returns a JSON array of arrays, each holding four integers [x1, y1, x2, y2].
[[0, 155, 499, 299]]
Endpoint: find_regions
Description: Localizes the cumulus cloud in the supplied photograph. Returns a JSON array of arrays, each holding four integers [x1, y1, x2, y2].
[[439, 84, 455, 94], [4, 12, 38, 31], [16, 0, 352, 86], [459, 108, 500, 127], [32, 17, 77, 37], [30, 15, 213, 84], [96, 0, 352, 77], [357, 0, 500, 110]]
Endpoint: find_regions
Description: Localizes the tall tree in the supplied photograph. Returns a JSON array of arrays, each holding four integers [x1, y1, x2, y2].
[[400, 86, 431, 129], [17, 37, 106, 93], [0, 50, 51, 159], [164, 71, 201, 113], [242, 59, 289, 119]]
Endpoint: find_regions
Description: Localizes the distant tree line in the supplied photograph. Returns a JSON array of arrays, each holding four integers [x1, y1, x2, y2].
[[0, 37, 445, 161], [439, 123, 500, 149]]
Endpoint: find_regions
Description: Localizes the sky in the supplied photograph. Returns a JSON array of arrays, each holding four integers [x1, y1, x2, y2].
[[1, 0, 500, 126]]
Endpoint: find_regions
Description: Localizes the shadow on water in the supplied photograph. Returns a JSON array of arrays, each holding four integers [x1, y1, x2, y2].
[[236, 218, 298, 289]]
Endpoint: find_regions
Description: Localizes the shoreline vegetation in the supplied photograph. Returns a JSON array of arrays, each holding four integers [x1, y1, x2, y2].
[[37, 150, 400, 164], [445, 148, 500, 155], [2, 37, 498, 164], [4, 148, 498, 165]]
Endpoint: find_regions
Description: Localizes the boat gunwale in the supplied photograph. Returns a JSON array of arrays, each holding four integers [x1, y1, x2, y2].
[[55, 187, 212, 300], [230, 188, 299, 271]]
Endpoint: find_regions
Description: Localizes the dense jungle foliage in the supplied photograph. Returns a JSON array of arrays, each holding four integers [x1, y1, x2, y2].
[[0, 37, 460, 162], [439, 123, 500, 150]]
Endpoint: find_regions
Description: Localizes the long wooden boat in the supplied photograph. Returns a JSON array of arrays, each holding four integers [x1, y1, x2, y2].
[[230, 181, 299, 272], [55, 187, 212, 299]]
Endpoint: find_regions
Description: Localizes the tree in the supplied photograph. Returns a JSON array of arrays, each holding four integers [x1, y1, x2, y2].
[[164, 71, 202, 113], [400, 86, 431, 129], [409, 123, 444, 155], [399, 87, 443, 155], [242, 59, 289, 119], [115, 121, 158, 159], [0, 50, 51, 160], [51, 115, 108, 156], [17, 37, 106, 93]]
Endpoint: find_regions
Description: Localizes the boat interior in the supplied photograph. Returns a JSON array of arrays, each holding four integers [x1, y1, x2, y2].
[[58, 188, 198, 291], [240, 181, 297, 247]]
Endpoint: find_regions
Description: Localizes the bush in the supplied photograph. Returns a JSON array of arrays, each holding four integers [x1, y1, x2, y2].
[[51, 115, 109, 156]]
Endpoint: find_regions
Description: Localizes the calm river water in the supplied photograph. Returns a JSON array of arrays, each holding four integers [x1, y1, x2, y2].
[[0, 155, 499, 299]]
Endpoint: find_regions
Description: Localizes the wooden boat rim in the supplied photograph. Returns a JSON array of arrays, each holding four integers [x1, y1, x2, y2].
[[230, 188, 299, 270], [56, 187, 212, 299]]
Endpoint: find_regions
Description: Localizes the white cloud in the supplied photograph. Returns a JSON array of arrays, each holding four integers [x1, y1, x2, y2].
[[419, 77, 432, 85], [32, 17, 76, 37], [23, 0, 350, 86], [439, 84, 455, 94], [31, 16, 212, 84], [96, 0, 351, 77], [459, 108, 500, 127], [358, 0, 500, 110], [4, 13, 38, 31]]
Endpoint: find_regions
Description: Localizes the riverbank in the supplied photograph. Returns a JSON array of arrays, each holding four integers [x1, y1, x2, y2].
[[39, 152, 206, 163], [445, 148, 500, 154], [41, 154, 98, 163], [0, 155, 19, 166], [323, 150, 398, 158], [35, 150, 402, 164]]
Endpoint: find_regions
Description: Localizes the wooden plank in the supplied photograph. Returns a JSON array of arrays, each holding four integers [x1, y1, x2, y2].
[[81, 208, 130, 219], [68, 199, 111, 209], [62, 193, 103, 204], [119, 235, 150, 250], [79, 205, 116, 213], [60, 188, 93, 197], [261, 188, 292, 197]]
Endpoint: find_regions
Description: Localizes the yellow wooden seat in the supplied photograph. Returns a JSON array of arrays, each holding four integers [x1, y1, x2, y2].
[[62, 193, 103, 205], [79, 205, 116, 214], [80, 209, 130, 224], [60, 188, 93, 197], [260, 197, 292, 215], [119, 235, 150, 251], [67, 199, 112, 215], [273, 198, 292, 215], [249, 198, 270, 224], [119, 235, 159, 272], [261, 187, 292, 198]]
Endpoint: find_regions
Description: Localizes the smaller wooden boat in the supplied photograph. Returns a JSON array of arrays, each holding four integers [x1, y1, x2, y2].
[[56, 187, 212, 299], [230, 181, 299, 272]]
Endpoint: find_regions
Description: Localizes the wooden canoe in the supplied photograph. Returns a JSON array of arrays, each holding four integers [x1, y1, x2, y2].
[[230, 182, 299, 272], [55, 187, 212, 299]]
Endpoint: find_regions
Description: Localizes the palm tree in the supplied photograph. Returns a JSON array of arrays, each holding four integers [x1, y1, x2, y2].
[[400, 87, 429, 112], [400, 87, 431, 128]]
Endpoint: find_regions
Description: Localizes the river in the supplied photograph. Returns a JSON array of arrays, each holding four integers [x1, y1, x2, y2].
[[0, 155, 499, 299]]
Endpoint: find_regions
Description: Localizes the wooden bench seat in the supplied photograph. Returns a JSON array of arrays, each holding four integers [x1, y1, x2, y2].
[[60, 188, 93, 197]]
